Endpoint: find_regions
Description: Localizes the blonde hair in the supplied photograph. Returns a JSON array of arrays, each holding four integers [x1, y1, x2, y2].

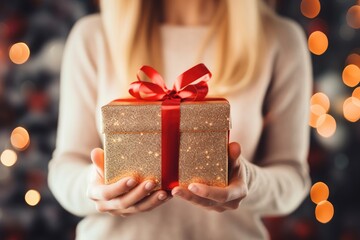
[[100, 0, 273, 96]]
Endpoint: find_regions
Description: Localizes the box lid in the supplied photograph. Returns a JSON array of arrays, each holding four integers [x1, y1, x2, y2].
[[102, 100, 230, 134]]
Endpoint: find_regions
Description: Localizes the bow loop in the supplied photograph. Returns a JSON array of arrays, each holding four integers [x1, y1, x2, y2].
[[174, 64, 212, 91], [137, 66, 167, 91]]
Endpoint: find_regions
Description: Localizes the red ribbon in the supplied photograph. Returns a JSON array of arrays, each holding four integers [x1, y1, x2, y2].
[[129, 63, 212, 190]]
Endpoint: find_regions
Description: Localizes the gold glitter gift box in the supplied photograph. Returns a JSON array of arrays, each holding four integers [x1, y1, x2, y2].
[[101, 100, 231, 189]]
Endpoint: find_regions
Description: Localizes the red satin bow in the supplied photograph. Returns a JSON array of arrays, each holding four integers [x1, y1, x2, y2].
[[129, 63, 211, 101], [128, 63, 212, 190]]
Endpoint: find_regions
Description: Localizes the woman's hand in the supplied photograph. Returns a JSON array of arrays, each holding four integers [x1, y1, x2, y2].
[[87, 148, 170, 217], [171, 142, 248, 212]]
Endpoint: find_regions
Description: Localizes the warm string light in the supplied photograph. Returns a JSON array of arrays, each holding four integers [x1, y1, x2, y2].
[[346, 4, 360, 29], [316, 114, 336, 138], [10, 127, 30, 150], [0, 149, 17, 167], [343, 9, 360, 122], [346, 53, 360, 68], [310, 182, 329, 204], [352, 87, 360, 100], [315, 200, 334, 224], [309, 92, 336, 138], [341, 59, 360, 122], [309, 105, 326, 128], [342, 64, 360, 87], [0, 127, 30, 167], [308, 31, 328, 55], [1, 127, 34, 210], [300, 0, 321, 19], [9, 42, 30, 64], [301, 0, 327, 55], [343, 97, 360, 122], [310, 182, 334, 224], [25, 189, 41, 206], [310, 92, 330, 112]]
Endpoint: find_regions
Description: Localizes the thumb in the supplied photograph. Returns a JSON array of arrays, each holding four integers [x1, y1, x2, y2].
[[228, 142, 242, 178], [229, 142, 241, 161], [90, 148, 104, 178]]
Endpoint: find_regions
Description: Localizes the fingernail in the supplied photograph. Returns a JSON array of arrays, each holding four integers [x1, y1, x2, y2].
[[172, 190, 182, 197], [145, 181, 155, 191], [126, 178, 137, 187], [188, 185, 198, 193], [158, 193, 167, 201]]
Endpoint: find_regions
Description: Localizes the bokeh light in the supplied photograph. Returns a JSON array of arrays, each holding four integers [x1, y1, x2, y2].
[[352, 87, 360, 100], [315, 200, 334, 223], [9, 42, 30, 64], [343, 97, 360, 122], [309, 104, 326, 128], [0, 149, 17, 167], [316, 114, 336, 138], [10, 127, 30, 150], [309, 92, 330, 128], [346, 5, 360, 29], [310, 182, 329, 204], [300, 0, 321, 19], [311, 92, 330, 112], [346, 53, 360, 68], [308, 31, 328, 55], [342, 64, 360, 87], [25, 189, 41, 206]]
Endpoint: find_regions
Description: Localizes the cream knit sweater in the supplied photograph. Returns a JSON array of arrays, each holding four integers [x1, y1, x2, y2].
[[48, 13, 312, 240]]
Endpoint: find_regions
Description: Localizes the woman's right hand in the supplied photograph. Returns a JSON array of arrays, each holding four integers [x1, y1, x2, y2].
[[87, 148, 170, 217]]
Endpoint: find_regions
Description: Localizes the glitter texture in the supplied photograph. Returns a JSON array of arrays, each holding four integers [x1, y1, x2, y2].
[[102, 100, 230, 189]]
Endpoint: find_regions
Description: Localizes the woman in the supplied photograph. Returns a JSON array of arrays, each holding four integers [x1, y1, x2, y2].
[[48, 0, 312, 239]]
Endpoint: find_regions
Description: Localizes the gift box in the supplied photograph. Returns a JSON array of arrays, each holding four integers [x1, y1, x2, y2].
[[101, 64, 231, 190]]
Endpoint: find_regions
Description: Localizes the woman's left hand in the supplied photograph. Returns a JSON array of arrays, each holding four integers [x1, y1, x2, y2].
[[171, 142, 248, 212]]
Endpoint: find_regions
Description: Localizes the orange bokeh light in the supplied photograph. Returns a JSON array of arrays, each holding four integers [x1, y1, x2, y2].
[[25, 189, 41, 206], [352, 87, 360, 100], [346, 5, 360, 29], [309, 104, 326, 128], [300, 0, 321, 19], [308, 31, 328, 55], [0, 149, 17, 167], [316, 114, 336, 138], [343, 97, 360, 122], [10, 127, 30, 150], [315, 200, 334, 224], [310, 92, 330, 112], [342, 64, 360, 87], [310, 182, 329, 204], [346, 53, 360, 68], [9, 42, 30, 64]]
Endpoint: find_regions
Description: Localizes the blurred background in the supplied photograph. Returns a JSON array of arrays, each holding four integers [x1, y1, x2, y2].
[[0, 0, 359, 239]]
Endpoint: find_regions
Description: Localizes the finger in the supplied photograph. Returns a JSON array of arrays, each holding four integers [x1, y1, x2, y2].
[[91, 148, 104, 178], [172, 187, 215, 207], [106, 191, 170, 215], [187, 180, 246, 203], [106, 180, 158, 210], [228, 142, 241, 178], [125, 190, 170, 213], [88, 177, 138, 201], [225, 198, 242, 210], [228, 142, 241, 161]]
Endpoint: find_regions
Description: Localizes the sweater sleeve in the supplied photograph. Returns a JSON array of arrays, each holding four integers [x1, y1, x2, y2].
[[241, 18, 312, 216], [48, 15, 102, 217]]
